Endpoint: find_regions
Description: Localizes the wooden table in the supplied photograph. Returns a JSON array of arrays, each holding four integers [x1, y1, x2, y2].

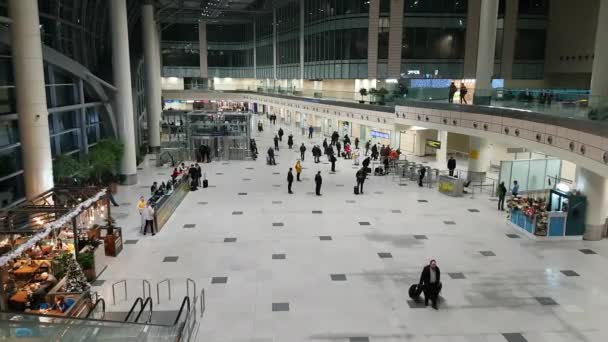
[[29, 309, 64, 316], [14, 264, 40, 276], [9, 290, 29, 303]]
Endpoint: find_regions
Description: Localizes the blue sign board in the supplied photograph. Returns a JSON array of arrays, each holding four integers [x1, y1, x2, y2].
[[371, 130, 390, 139]]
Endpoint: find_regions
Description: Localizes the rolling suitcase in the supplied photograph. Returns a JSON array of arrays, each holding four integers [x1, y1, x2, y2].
[[408, 284, 422, 301], [202, 173, 209, 188], [354, 186, 359, 195]]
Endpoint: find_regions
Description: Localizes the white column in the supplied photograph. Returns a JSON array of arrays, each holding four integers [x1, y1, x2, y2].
[[9, 0, 54, 199], [387, 0, 404, 78], [473, 0, 499, 104], [576, 168, 608, 240], [436, 130, 448, 165], [199, 21, 208, 78], [109, 0, 138, 184], [272, 8, 277, 80], [501, 0, 519, 81], [468, 136, 490, 180], [463, 0, 481, 78], [142, 4, 161, 152], [590, 0, 608, 104], [253, 21, 257, 80], [299, 0, 305, 81], [367, 0, 380, 80]]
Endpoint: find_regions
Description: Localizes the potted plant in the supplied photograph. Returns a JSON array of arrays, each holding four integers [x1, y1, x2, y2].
[[377, 88, 389, 105], [83, 139, 124, 188], [53, 154, 84, 185], [76, 252, 95, 281], [359, 88, 368, 103], [102, 215, 123, 257], [368, 88, 378, 104]]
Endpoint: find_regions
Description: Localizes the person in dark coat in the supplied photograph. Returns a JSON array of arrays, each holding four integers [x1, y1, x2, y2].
[[330, 154, 337, 172], [336, 141, 342, 157], [314, 145, 321, 163], [278, 128, 284, 141], [354, 137, 360, 149], [195, 163, 202, 186], [287, 134, 294, 149], [371, 144, 378, 160], [356, 169, 366, 194], [365, 140, 371, 156], [344, 135, 351, 146], [447, 156, 456, 176], [300, 143, 306, 161], [331, 131, 339, 145], [315, 171, 322, 196], [267, 147, 276, 165], [308, 126, 314, 139], [418, 166, 426, 187], [419, 260, 441, 309], [448, 82, 457, 103], [287, 168, 294, 194], [274, 135, 279, 150], [497, 181, 507, 211]]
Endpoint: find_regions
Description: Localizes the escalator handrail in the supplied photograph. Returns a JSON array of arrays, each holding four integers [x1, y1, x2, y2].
[[85, 298, 106, 319], [173, 296, 191, 326], [124, 297, 143, 322], [134, 297, 153, 324]]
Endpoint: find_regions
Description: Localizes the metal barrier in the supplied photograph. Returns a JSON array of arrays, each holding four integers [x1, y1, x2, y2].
[[142, 279, 151, 299], [186, 278, 197, 300], [157, 279, 172, 304], [200, 289, 206, 318], [111, 280, 127, 305]]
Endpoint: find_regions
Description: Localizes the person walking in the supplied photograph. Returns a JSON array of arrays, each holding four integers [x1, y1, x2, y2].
[[314, 145, 321, 163], [418, 166, 426, 187], [356, 168, 366, 194], [336, 141, 342, 157], [267, 147, 276, 165], [511, 180, 519, 197], [287, 168, 294, 194], [354, 137, 360, 149], [371, 144, 378, 160], [447, 155, 456, 177], [497, 181, 507, 211], [323, 138, 328, 152], [142, 202, 156, 236], [419, 259, 441, 310], [300, 143, 306, 161], [459, 83, 468, 104], [287, 134, 294, 149], [315, 171, 323, 196], [278, 128, 284, 141], [365, 140, 371, 156], [274, 135, 279, 150], [330, 154, 337, 172], [137, 196, 146, 232], [195, 163, 202, 186], [308, 126, 314, 139], [295, 161, 303, 181], [448, 82, 457, 103], [344, 135, 351, 146], [331, 131, 339, 145]]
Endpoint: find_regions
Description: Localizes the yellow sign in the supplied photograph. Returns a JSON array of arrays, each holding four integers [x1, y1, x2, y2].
[[469, 149, 480, 160], [439, 181, 454, 193]]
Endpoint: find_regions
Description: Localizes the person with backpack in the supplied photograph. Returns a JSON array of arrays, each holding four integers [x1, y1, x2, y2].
[[365, 140, 371, 156], [322, 138, 328, 152], [295, 161, 303, 181], [336, 141, 342, 157], [371, 144, 378, 160], [287, 168, 294, 194], [267, 147, 276, 165], [497, 181, 507, 211], [274, 135, 279, 150], [300, 143, 306, 161], [287, 134, 294, 149], [356, 168, 366, 194], [330, 154, 337, 172]]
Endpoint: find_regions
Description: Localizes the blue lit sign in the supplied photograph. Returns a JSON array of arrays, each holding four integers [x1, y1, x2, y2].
[[371, 130, 390, 139]]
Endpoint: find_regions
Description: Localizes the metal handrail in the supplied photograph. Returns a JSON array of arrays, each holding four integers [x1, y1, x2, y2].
[[134, 297, 153, 324], [173, 296, 191, 325], [142, 279, 151, 299], [124, 297, 143, 323], [111, 280, 127, 305], [156, 279, 172, 304], [200, 289, 206, 318], [85, 298, 106, 319], [186, 278, 196, 300]]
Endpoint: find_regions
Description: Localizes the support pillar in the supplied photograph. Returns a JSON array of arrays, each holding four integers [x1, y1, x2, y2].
[[142, 3, 161, 153], [198, 21, 208, 78], [467, 136, 489, 181], [501, 0, 519, 81], [576, 168, 608, 240], [299, 0, 305, 81], [8, 0, 54, 199], [473, 0, 499, 105], [387, 0, 404, 78], [463, 0, 481, 78], [253, 21, 257, 80], [78, 80, 89, 155], [272, 8, 277, 80], [435, 130, 448, 165], [590, 0, 608, 105], [367, 0, 380, 80], [109, 0, 137, 184]]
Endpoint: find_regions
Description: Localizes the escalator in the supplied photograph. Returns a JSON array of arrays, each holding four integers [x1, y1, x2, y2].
[[1, 295, 201, 341]]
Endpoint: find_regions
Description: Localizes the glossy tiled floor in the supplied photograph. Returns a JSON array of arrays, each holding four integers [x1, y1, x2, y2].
[[98, 117, 608, 342]]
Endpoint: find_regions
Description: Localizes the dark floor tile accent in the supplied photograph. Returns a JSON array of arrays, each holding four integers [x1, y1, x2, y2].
[[330, 274, 347, 281], [222, 162, 230, 165], [406, 300, 426, 309], [91, 280, 105, 287], [535, 297, 558, 306], [224, 238, 237, 243], [345, 200, 356, 203], [502, 333, 528, 342], [211, 277, 228, 284], [378, 252, 393, 259], [242, 178, 251, 181], [561, 270, 580, 277], [183, 224, 195, 228], [506, 233, 521, 238], [468, 209, 480, 212], [272, 184, 281, 187], [480, 251, 496, 257], [209, 185, 217, 188], [137, 167, 144, 170], [399, 183, 408, 186], [374, 191, 384, 194], [149, 158, 156, 161], [272, 172, 281, 175], [489, 198, 499, 202], [349, 337, 370, 342], [312, 210, 323, 214], [329, 172, 336, 174], [163, 256, 179, 262], [139, 186, 149, 189], [302, 178, 311, 181], [120, 202, 132, 206], [448, 272, 466, 279], [216, 173, 224, 175], [580, 249, 597, 255], [232, 211, 243, 215], [391, 210, 402, 213], [246, 167, 255, 170], [272, 254, 286, 260], [418, 200, 428, 203], [272, 222, 284, 227], [336, 184, 345, 187], [359, 221, 371, 226], [124, 240, 138, 245], [272, 201, 282, 204], [272, 303, 290, 312], [238, 192, 247, 195], [198, 202, 208, 205], [306, 192, 315, 195], [414, 235, 428, 240], [443, 221, 456, 225], [157, 173, 166, 176], [319, 236, 332, 241]]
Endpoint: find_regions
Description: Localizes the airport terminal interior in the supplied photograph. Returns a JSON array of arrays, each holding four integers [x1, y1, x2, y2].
[[1, 0, 608, 341]]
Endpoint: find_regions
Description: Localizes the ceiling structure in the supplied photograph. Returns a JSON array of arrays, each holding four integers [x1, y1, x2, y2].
[[153, 0, 274, 25]]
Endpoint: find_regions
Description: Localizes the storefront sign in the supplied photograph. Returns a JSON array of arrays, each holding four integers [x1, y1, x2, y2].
[[371, 130, 390, 139], [439, 181, 454, 193], [426, 139, 441, 149]]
